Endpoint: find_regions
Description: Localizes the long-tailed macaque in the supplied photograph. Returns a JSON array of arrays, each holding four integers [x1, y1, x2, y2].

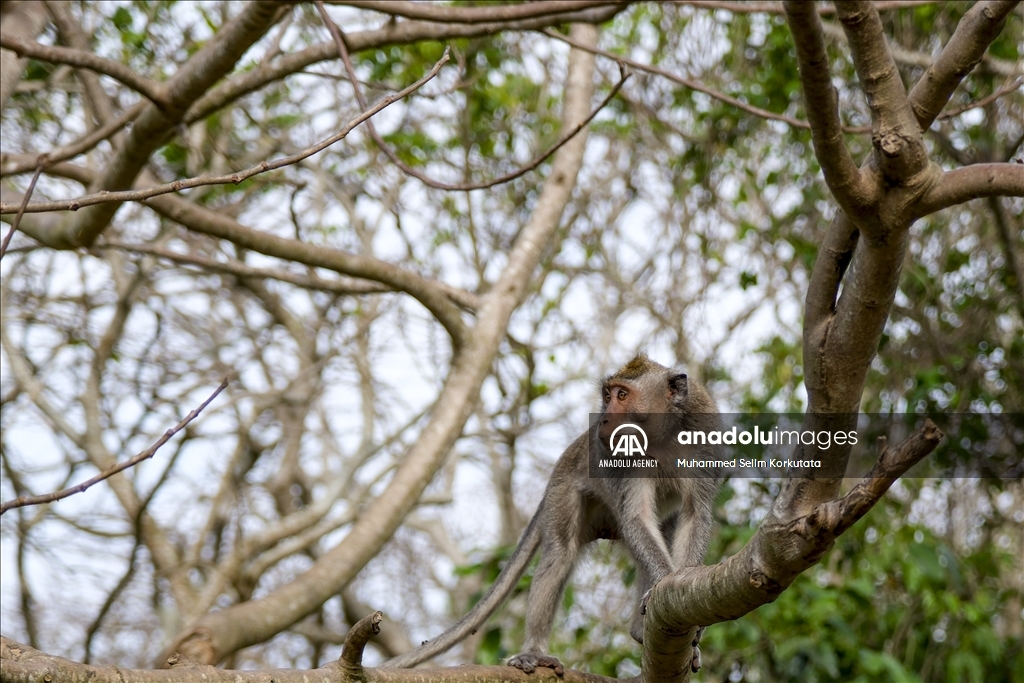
[[384, 355, 722, 675]]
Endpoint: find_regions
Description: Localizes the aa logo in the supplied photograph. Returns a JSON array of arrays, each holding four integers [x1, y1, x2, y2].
[[609, 423, 648, 457]]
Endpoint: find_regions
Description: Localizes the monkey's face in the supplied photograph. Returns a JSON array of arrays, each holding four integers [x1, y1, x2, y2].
[[598, 382, 635, 441]]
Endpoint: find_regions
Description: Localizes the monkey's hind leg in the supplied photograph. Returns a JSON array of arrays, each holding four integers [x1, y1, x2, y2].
[[507, 491, 585, 677]]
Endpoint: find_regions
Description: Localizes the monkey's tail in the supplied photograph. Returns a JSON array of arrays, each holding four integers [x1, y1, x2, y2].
[[381, 509, 544, 669]]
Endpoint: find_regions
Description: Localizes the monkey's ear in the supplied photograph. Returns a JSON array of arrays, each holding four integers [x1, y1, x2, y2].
[[668, 373, 689, 400]]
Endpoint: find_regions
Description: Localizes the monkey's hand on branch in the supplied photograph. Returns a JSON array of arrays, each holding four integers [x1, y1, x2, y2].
[[637, 587, 705, 673], [507, 652, 565, 676]]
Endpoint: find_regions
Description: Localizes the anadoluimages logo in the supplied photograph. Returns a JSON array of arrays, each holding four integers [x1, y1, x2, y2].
[[609, 423, 648, 457]]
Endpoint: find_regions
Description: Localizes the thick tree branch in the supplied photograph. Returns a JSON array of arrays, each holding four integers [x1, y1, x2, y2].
[[142, 192, 471, 348], [99, 243, 397, 297], [182, 5, 624, 128], [1, 635, 616, 683], [0, 33, 167, 106], [335, 0, 623, 23], [338, 611, 382, 674], [783, 2, 874, 215], [916, 163, 1024, 216], [907, 0, 1019, 130], [801, 212, 859, 401], [643, 421, 944, 682], [835, 1, 928, 183]]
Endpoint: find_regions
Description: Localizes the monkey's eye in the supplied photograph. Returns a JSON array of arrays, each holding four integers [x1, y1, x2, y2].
[[617, 388, 628, 401]]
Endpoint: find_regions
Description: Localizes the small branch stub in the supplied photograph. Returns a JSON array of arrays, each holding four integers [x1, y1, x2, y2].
[[340, 611, 383, 672]]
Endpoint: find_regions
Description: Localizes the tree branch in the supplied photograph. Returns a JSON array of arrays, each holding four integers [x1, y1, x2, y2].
[[157, 22, 598, 666], [0, 378, 228, 515], [643, 421, 944, 679], [0, 48, 450, 215], [181, 5, 625, 130], [916, 163, 1024, 216], [0, 101, 144, 177], [96, 242, 404, 299], [335, 0, 623, 23], [316, 2, 627, 191], [835, 1, 928, 183], [29, 2, 286, 249], [338, 612, 382, 674], [1, 635, 618, 683], [543, 27, 871, 133], [783, 2, 874, 215], [0, 164, 41, 259], [0, 33, 167, 106], [907, 0, 1019, 130]]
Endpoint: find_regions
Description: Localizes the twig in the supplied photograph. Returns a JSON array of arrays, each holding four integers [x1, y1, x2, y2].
[[542, 28, 871, 134], [0, 52, 450, 215], [0, 377, 229, 515], [1, 102, 147, 177], [674, 1, 942, 14], [316, 0, 629, 191], [938, 77, 1024, 120], [0, 162, 44, 258]]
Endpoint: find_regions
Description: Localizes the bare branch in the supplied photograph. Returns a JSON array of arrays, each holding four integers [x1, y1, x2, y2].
[[917, 162, 1024, 216], [28, 3, 286, 249], [0, 163, 41, 259], [0, 378, 229, 515], [0, 49, 451, 215], [0, 33, 168, 106], [908, 0, 1020, 130], [316, 2, 627, 191], [140, 190, 471, 348], [543, 28, 874, 133], [99, 242, 396, 296], [0, 102, 146, 177], [677, 0, 943, 13], [818, 17, 1021, 85], [1, 635, 619, 683], [937, 77, 1024, 121], [784, 2, 874, 213], [838, 1, 933, 184], [181, 5, 625, 128], [335, 0, 623, 23]]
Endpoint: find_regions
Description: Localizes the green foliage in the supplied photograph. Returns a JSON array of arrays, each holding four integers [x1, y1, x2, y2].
[[697, 494, 1022, 682]]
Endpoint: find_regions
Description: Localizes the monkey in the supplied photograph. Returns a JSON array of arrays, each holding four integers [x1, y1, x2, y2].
[[383, 355, 722, 675]]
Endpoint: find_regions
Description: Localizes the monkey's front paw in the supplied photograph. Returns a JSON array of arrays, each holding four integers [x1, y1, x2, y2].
[[630, 587, 655, 644], [508, 653, 565, 676], [691, 643, 702, 672], [690, 626, 705, 673]]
